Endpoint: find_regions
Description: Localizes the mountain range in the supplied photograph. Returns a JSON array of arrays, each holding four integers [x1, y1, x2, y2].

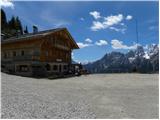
[[83, 44, 159, 73]]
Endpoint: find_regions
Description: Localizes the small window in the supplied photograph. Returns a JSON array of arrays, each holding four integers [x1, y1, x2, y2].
[[53, 65, 58, 71], [3, 52, 7, 58], [46, 51, 49, 56], [33, 49, 40, 56], [45, 64, 51, 71], [13, 51, 16, 57], [63, 65, 67, 70], [21, 51, 24, 56], [19, 65, 28, 72], [7, 52, 11, 58], [1, 65, 5, 68], [66, 54, 68, 60]]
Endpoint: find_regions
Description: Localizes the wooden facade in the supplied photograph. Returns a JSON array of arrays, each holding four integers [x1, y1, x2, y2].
[[1, 28, 79, 77]]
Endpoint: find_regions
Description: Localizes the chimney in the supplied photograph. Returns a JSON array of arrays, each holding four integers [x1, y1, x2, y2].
[[17, 30, 21, 37], [33, 25, 38, 33]]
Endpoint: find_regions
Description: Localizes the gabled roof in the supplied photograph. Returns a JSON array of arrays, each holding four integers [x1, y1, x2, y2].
[[2, 28, 79, 49]]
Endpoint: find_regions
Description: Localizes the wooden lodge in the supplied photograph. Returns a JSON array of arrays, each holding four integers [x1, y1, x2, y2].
[[1, 27, 79, 77]]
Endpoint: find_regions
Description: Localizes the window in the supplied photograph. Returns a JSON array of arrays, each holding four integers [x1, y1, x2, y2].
[[3, 52, 7, 58], [46, 51, 49, 56], [50, 36, 54, 45], [45, 64, 51, 71], [63, 65, 67, 70], [66, 53, 69, 60], [13, 51, 16, 57], [19, 65, 28, 72], [1, 65, 5, 68], [53, 65, 58, 71], [21, 51, 24, 56], [7, 52, 11, 58], [55, 39, 67, 47], [33, 49, 40, 56]]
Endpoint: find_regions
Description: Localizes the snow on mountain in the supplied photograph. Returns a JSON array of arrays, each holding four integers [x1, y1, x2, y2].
[[83, 44, 159, 73], [143, 51, 150, 59], [148, 44, 159, 57], [128, 57, 136, 63]]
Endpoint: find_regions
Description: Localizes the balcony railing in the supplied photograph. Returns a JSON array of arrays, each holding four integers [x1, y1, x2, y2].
[[2, 55, 40, 62]]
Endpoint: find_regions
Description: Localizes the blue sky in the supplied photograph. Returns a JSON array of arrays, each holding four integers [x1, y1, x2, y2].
[[1, 1, 159, 63]]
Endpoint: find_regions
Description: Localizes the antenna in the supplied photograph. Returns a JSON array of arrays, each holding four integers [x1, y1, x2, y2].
[[135, 18, 139, 72], [135, 19, 139, 48]]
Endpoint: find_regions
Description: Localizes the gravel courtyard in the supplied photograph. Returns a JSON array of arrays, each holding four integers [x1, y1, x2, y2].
[[1, 73, 159, 119]]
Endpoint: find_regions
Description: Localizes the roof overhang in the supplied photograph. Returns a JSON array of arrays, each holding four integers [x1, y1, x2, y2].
[[2, 28, 79, 49]]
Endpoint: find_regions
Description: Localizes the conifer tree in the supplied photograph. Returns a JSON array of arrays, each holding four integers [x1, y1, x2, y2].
[[24, 26, 29, 34], [15, 17, 23, 35], [1, 9, 8, 32], [8, 16, 17, 36]]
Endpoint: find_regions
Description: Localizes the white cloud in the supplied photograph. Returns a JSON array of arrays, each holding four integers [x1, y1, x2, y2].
[[109, 26, 126, 34], [111, 39, 137, 49], [0, 0, 14, 9], [95, 40, 108, 46], [103, 14, 123, 26], [85, 38, 92, 43], [126, 15, 133, 20], [77, 38, 94, 48], [91, 14, 125, 31], [90, 13, 133, 33], [77, 42, 92, 48], [80, 17, 84, 21], [89, 11, 101, 19], [91, 21, 105, 31], [120, 23, 125, 26]]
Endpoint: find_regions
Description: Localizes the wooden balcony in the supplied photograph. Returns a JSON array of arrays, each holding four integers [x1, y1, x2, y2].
[[2, 55, 40, 62], [13, 55, 33, 61]]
